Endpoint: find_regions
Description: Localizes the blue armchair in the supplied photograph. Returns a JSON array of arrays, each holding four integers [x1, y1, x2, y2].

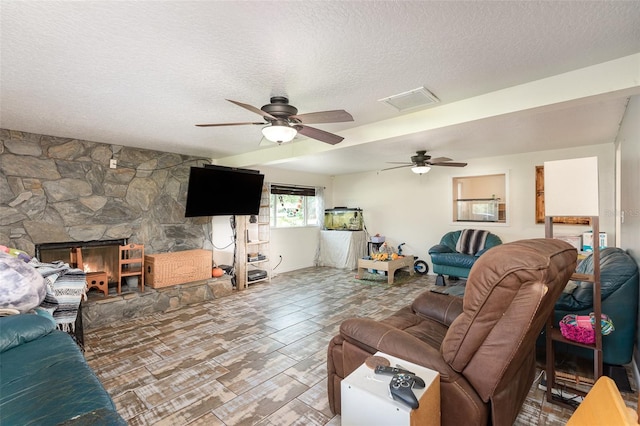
[[428, 229, 502, 285], [550, 247, 639, 366]]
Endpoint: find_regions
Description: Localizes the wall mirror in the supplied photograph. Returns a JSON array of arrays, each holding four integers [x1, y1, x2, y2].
[[452, 173, 507, 224]]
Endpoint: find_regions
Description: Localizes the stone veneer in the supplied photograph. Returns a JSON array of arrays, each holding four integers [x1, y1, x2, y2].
[[0, 128, 213, 255], [0, 129, 244, 329], [83, 276, 233, 330]]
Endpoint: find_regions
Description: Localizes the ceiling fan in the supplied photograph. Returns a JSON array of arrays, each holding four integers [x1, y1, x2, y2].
[[383, 150, 467, 174], [196, 96, 353, 145]]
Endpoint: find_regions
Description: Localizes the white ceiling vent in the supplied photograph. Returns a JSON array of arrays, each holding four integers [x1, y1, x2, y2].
[[378, 87, 440, 111]]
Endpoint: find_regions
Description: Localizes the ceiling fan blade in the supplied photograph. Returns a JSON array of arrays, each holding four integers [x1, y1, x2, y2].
[[295, 125, 344, 145], [290, 109, 354, 124], [431, 161, 468, 167], [386, 162, 413, 165], [381, 164, 413, 171], [195, 121, 264, 127], [428, 157, 452, 163], [227, 99, 276, 120]]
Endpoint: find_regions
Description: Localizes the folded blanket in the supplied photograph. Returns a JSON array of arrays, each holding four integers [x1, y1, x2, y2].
[[456, 229, 489, 255], [28, 259, 86, 332]]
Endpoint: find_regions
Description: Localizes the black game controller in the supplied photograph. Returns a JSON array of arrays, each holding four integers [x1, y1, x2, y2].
[[374, 365, 426, 388], [374, 365, 426, 409], [389, 373, 424, 409]]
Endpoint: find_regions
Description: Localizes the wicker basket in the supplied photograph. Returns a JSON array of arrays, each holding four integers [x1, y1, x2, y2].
[[144, 249, 212, 288]]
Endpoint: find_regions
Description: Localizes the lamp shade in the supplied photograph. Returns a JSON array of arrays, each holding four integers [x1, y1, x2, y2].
[[262, 124, 297, 143], [411, 165, 431, 174]]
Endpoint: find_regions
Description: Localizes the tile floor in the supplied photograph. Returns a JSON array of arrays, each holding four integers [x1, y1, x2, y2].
[[84, 267, 637, 425]]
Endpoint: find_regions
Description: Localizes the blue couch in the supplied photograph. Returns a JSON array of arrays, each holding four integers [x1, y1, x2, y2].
[[0, 312, 126, 425], [428, 229, 502, 285], [550, 247, 639, 366]]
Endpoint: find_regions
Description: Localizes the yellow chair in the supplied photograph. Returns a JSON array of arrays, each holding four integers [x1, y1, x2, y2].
[[567, 376, 638, 426]]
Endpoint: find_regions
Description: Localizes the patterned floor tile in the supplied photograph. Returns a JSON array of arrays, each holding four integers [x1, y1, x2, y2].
[[211, 373, 309, 426], [284, 348, 328, 388], [82, 266, 637, 425], [256, 399, 331, 426], [217, 351, 300, 395], [268, 320, 325, 345], [296, 379, 334, 418], [128, 380, 237, 425], [210, 336, 285, 370]]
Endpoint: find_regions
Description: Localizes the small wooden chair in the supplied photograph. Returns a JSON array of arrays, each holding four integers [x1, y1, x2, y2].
[[118, 243, 144, 294], [70, 247, 109, 297]]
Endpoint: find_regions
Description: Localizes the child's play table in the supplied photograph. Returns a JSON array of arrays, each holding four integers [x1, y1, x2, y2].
[[357, 255, 415, 284]]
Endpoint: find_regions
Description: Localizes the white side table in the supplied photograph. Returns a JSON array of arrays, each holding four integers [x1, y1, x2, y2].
[[341, 352, 440, 426]]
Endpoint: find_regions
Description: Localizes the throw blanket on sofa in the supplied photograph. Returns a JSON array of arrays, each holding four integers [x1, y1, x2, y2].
[[456, 229, 489, 255], [28, 259, 86, 332]]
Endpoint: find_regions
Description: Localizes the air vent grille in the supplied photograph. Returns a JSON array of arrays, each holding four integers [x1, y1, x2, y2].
[[378, 87, 440, 111]]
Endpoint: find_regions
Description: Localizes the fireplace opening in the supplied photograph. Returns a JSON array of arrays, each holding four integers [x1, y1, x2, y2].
[[36, 239, 128, 286]]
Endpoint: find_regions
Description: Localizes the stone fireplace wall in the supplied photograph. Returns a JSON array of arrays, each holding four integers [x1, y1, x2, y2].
[[0, 128, 213, 257]]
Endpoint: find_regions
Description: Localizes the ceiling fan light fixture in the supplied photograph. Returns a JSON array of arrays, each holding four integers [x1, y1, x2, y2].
[[262, 123, 297, 143], [411, 165, 431, 174]]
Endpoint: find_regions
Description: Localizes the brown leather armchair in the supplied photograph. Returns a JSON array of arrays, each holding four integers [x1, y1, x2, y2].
[[327, 238, 576, 426]]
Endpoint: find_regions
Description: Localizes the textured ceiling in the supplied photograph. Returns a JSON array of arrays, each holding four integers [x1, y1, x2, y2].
[[1, 1, 639, 175]]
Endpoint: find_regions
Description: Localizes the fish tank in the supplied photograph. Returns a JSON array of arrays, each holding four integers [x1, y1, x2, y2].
[[324, 208, 363, 230]]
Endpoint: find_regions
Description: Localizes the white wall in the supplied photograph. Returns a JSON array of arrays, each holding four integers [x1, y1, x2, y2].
[[210, 143, 616, 275], [210, 166, 333, 274], [615, 95, 640, 380], [332, 143, 615, 272], [618, 95, 640, 259]]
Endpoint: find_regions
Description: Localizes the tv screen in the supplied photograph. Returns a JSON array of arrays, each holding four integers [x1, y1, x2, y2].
[[185, 167, 265, 217]]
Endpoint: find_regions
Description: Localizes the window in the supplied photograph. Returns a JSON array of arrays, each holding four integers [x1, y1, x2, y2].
[[270, 185, 318, 228], [452, 173, 508, 223]]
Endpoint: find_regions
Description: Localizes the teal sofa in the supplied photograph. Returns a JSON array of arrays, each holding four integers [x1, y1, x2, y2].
[[549, 247, 639, 366], [428, 229, 502, 285], [0, 312, 126, 425]]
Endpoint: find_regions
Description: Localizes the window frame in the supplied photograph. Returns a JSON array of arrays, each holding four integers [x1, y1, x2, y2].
[[451, 171, 510, 226], [270, 185, 318, 228]]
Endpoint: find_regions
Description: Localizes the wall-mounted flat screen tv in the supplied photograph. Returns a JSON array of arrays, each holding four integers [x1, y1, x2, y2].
[[185, 166, 265, 217]]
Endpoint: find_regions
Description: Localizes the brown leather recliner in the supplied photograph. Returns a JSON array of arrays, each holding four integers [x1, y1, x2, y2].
[[327, 238, 576, 426]]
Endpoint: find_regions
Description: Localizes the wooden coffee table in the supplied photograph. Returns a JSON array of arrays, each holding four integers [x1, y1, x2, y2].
[[357, 255, 415, 285]]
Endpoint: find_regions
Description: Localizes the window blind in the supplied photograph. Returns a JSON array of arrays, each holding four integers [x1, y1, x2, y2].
[[270, 184, 316, 197]]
